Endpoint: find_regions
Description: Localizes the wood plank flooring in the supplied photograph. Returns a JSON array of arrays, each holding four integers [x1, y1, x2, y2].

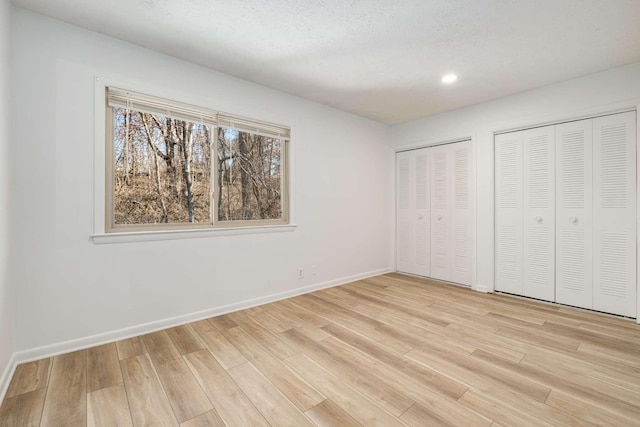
[[2, 273, 640, 426]]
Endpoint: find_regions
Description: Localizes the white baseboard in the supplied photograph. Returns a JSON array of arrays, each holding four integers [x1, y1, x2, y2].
[[474, 283, 492, 293], [0, 353, 18, 404], [3, 268, 392, 382]]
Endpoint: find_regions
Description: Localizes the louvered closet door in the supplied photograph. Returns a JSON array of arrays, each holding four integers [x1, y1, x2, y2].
[[396, 152, 414, 274], [451, 141, 472, 286], [413, 149, 431, 277], [430, 145, 453, 281], [593, 112, 636, 317], [495, 132, 524, 294], [555, 119, 593, 310], [522, 127, 555, 301], [396, 149, 430, 276]]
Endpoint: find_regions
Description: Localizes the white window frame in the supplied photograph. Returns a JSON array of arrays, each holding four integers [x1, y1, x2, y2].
[[92, 75, 296, 244]]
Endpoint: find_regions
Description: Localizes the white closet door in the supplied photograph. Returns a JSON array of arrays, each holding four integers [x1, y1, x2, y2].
[[451, 141, 472, 286], [593, 112, 636, 317], [414, 150, 431, 277], [396, 152, 414, 274], [396, 149, 430, 277], [430, 145, 452, 281], [522, 126, 555, 301], [555, 119, 593, 310], [495, 132, 524, 295]]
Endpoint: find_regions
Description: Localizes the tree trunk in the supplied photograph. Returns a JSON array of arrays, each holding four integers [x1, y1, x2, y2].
[[140, 113, 169, 222], [238, 132, 251, 219], [217, 127, 225, 220], [166, 119, 179, 200], [147, 143, 152, 192], [124, 110, 130, 186], [149, 140, 168, 222], [252, 177, 265, 218], [181, 121, 195, 222]]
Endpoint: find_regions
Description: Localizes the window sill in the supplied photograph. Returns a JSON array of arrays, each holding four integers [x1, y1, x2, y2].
[[91, 224, 297, 244]]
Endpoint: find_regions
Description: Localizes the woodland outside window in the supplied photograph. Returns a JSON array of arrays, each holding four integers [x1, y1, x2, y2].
[[105, 87, 289, 232]]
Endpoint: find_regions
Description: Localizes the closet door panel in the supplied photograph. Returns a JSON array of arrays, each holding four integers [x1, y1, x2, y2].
[[522, 126, 555, 301], [430, 145, 452, 281], [396, 152, 414, 274], [414, 150, 431, 277], [593, 112, 636, 317], [555, 119, 593, 310], [396, 149, 430, 277], [451, 141, 472, 286], [495, 132, 524, 295]]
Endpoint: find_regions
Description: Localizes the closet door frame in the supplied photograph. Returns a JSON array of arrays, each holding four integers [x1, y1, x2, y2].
[[636, 106, 640, 323], [395, 137, 476, 288]]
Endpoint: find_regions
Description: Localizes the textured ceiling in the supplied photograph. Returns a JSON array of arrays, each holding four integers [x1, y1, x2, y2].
[[13, 0, 640, 124]]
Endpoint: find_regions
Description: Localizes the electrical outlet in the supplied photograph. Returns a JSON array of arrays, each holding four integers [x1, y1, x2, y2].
[[298, 268, 304, 279]]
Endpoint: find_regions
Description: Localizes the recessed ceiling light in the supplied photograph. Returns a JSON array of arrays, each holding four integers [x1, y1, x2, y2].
[[442, 73, 458, 84]]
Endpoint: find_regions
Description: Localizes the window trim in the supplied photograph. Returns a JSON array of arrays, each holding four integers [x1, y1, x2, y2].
[[93, 75, 296, 243]]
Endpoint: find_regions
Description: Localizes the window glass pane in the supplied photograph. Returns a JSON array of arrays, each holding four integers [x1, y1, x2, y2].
[[216, 127, 283, 221], [113, 108, 211, 224]]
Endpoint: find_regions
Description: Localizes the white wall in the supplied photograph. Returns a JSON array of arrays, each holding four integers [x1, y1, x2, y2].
[[0, 0, 14, 383], [391, 61, 640, 293], [11, 9, 393, 355]]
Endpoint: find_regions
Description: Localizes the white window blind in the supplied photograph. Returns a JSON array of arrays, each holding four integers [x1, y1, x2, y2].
[[217, 113, 290, 140], [106, 87, 291, 140]]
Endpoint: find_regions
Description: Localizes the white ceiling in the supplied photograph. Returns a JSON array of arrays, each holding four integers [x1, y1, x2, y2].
[[13, 0, 640, 124]]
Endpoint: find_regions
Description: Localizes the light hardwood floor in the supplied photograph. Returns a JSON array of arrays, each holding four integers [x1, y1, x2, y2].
[[2, 273, 640, 426]]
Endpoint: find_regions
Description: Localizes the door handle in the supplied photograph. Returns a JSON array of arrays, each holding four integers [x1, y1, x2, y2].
[[418, 215, 424, 220], [535, 216, 543, 223], [437, 215, 443, 221], [569, 216, 578, 224]]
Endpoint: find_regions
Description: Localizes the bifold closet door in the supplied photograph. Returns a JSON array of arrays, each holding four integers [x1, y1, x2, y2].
[[592, 112, 636, 317], [451, 141, 472, 285], [495, 132, 524, 294], [430, 141, 472, 285], [396, 149, 430, 277], [496, 127, 555, 301], [555, 119, 593, 310], [430, 145, 451, 281], [496, 111, 636, 317], [522, 126, 555, 301]]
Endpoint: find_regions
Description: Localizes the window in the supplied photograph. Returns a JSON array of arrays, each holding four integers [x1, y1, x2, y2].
[[105, 87, 289, 232]]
